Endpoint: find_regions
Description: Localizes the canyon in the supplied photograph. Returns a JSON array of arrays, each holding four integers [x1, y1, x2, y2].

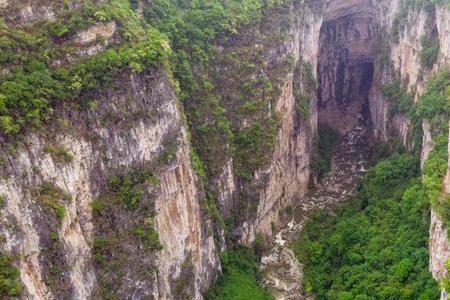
[[1, 0, 450, 299]]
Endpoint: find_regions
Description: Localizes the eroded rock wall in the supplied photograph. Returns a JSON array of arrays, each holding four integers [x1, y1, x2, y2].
[[0, 68, 218, 299], [317, 0, 377, 134], [239, 3, 323, 243], [0, 0, 326, 298]]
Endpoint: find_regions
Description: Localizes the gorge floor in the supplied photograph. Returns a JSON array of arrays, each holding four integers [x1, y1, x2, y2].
[[260, 125, 372, 299]]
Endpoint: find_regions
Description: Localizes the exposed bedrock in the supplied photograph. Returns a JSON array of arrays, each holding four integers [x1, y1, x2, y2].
[[317, 0, 377, 134]]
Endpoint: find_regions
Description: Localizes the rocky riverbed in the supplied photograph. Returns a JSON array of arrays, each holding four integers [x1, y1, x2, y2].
[[260, 126, 371, 299]]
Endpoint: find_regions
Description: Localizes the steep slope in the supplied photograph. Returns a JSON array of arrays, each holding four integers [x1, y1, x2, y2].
[[0, 1, 217, 299], [3, 0, 450, 299], [0, 0, 326, 299], [317, 0, 376, 134]]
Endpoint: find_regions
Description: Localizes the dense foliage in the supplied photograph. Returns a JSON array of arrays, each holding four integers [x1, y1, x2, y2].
[[423, 134, 450, 227], [205, 247, 272, 300], [420, 34, 439, 69], [313, 124, 340, 178], [0, 253, 22, 298], [415, 67, 450, 134], [292, 154, 440, 300], [139, 0, 324, 236], [0, 0, 168, 136], [141, 0, 301, 181], [414, 67, 450, 232]]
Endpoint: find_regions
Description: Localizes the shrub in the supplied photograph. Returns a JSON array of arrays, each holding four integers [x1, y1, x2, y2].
[[420, 35, 439, 68], [43, 144, 74, 164], [131, 223, 163, 251], [416, 67, 450, 134], [295, 93, 310, 119], [0, 0, 169, 137], [38, 182, 70, 222], [381, 80, 413, 115], [0, 254, 22, 298], [106, 173, 146, 209], [55, 205, 66, 221]]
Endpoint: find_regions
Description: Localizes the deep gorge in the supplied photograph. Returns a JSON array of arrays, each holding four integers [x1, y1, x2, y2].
[[1, 0, 450, 299]]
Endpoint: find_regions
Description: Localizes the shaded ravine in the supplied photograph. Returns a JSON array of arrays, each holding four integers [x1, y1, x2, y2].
[[260, 126, 371, 299]]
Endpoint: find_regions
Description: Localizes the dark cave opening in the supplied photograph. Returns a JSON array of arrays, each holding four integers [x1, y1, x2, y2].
[[316, 1, 378, 136]]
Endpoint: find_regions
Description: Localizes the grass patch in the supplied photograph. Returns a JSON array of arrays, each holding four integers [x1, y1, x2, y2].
[[205, 247, 272, 300]]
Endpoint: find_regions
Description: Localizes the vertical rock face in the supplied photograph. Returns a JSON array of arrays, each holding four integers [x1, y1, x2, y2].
[[5, 0, 450, 298], [317, 0, 377, 134], [239, 3, 323, 242], [369, 0, 426, 146], [0, 70, 218, 299], [0, 1, 326, 298]]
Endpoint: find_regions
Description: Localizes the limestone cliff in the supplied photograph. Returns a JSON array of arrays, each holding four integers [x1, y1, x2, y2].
[[3, 0, 450, 299], [238, 2, 323, 243], [0, 0, 325, 298], [0, 68, 218, 299], [317, 0, 377, 134]]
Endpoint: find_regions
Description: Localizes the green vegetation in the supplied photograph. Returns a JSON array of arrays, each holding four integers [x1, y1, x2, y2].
[[92, 167, 162, 298], [292, 154, 440, 300], [205, 247, 272, 300], [42, 231, 66, 293], [423, 134, 450, 228], [0, 0, 169, 137], [37, 182, 71, 222], [293, 63, 314, 120], [34, 181, 71, 296], [391, 0, 436, 43], [141, 0, 317, 183], [106, 173, 143, 209], [43, 144, 74, 164], [233, 121, 276, 181], [0, 253, 22, 298], [415, 67, 450, 134], [382, 80, 414, 115], [313, 124, 340, 178], [381, 79, 423, 151], [414, 69, 450, 228], [420, 35, 439, 69]]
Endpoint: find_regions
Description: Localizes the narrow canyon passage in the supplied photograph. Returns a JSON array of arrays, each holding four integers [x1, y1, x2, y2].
[[260, 127, 371, 299], [260, 1, 379, 299]]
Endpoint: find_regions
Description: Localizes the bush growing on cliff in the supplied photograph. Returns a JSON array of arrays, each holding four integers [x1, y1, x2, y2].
[[0, 253, 22, 297], [92, 167, 162, 298], [420, 35, 439, 69], [293, 154, 440, 300], [416, 67, 450, 133], [43, 144, 74, 164], [38, 182, 71, 222], [422, 134, 450, 229], [381, 80, 413, 115]]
